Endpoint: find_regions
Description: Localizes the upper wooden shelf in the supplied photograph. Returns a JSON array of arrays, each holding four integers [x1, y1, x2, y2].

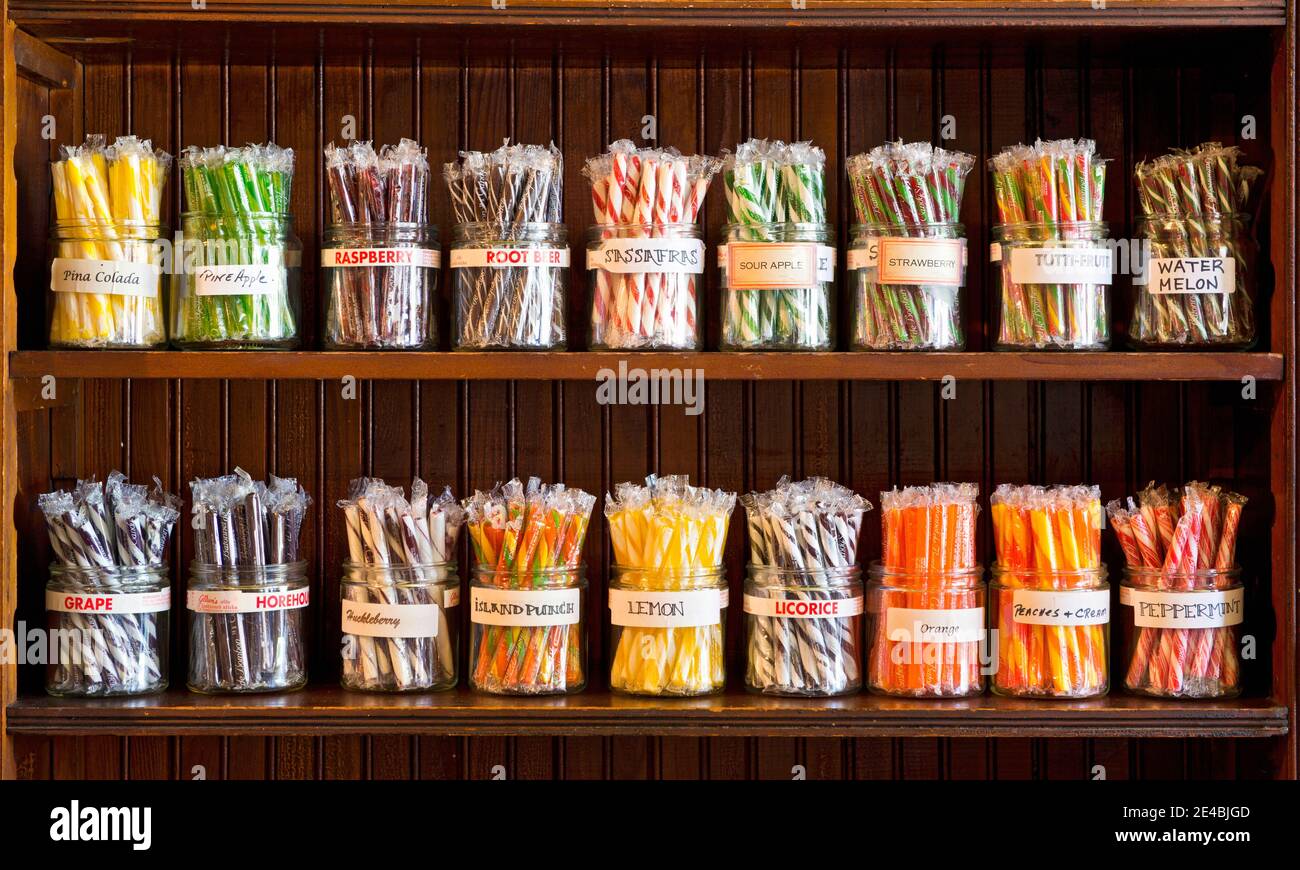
[[8, 0, 1287, 30], [7, 350, 1285, 382], [6, 687, 1288, 738]]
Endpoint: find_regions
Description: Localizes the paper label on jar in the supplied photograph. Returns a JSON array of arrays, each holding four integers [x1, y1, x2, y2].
[[449, 246, 569, 269], [850, 238, 965, 286], [1122, 587, 1243, 628], [321, 247, 441, 269], [342, 600, 440, 638], [186, 588, 309, 614], [586, 237, 705, 274], [723, 242, 835, 288], [1142, 257, 1236, 294], [470, 586, 581, 626], [743, 594, 864, 619], [1008, 246, 1113, 285], [46, 588, 171, 614], [50, 258, 160, 297], [989, 242, 1002, 263], [444, 587, 461, 608], [193, 264, 286, 296], [1010, 589, 1110, 626], [885, 607, 984, 644], [609, 588, 728, 628]]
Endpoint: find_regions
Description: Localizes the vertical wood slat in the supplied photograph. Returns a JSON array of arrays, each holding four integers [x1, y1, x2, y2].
[[6, 32, 1288, 781]]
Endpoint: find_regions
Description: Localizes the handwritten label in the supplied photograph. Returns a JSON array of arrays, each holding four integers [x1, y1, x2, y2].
[[444, 587, 461, 608], [848, 238, 965, 286], [449, 246, 569, 269], [1010, 589, 1110, 626], [608, 588, 728, 628], [723, 242, 835, 288], [186, 588, 310, 614], [1121, 587, 1243, 629], [46, 588, 171, 614], [321, 247, 441, 268], [50, 258, 160, 297], [743, 594, 864, 619], [587, 237, 705, 274], [342, 600, 440, 638], [194, 264, 285, 296], [1145, 257, 1235, 294], [470, 586, 581, 627], [1008, 246, 1113, 285], [885, 607, 984, 644]]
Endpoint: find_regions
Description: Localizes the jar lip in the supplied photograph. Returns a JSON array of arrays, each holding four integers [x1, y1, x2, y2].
[[867, 560, 984, 581], [52, 218, 167, 232], [181, 210, 293, 221], [342, 560, 456, 572], [993, 220, 1108, 232], [721, 221, 833, 233], [453, 220, 567, 235], [850, 221, 965, 233], [1122, 565, 1241, 578], [471, 563, 585, 576], [611, 564, 724, 578], [747, 563, 862, 579], [585, 221, 702, 236], [991, 563, 1107, 578], [1136, 211, 1250, 224], [326, 220, 436, 233], [49, 562, 170, 580], [189, 560, 308, 579]]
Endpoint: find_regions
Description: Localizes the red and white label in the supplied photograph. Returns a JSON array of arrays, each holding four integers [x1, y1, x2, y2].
[[1010, 589, 1109, 626], [885, 606, 984, 644], [46, 588, 171, 614], [186, 588, 310, 614], [848, 238, 965, 286], [743, 594, 863, 619], [1121, 587, 1243, 629], [342, 601, 440, 638], [51, 258, 160, 297], [724, 242, 835, 288], [470, 586, 581, 627], [609, 588, 728, 628], [321, 247, 441, 268], [450, 246, 569, 269], [1008, 246, 1113, 285], [194, 264, 285, 296]]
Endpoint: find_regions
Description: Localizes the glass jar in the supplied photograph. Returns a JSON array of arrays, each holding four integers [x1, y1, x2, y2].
[[45, 564, 170, 697], [587, 222, 705, 350], [171, 211, 302, 349], [608, 566, 727, 697], [341, 562, 458, 692], [48, 219, 168, 348], [450, 221, 568, 349], [322, 222, 440, 349], [989, 566, 1109, 698], [992, 221, 1110, 350], [1119, 567, 1242, 699], [469, 565, 587, 695], [719, 221, 834, 351], [187, 561, 309, 694], [849, 222, 966, 350], [865, 563, 986, 698], [744, 565, 862, 697], [1129, 214, 1256, 348]]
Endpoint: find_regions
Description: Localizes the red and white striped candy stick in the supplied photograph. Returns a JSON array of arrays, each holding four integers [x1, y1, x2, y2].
[[629, 156, 657, 339], [1121, 504, 1164, 689], [1157, 500, 1202, 694], [1209, 493, 1246, 691], [590, 173, 613, 331], [1186, 484, 1220, 681], [606, 149, 630, 336]]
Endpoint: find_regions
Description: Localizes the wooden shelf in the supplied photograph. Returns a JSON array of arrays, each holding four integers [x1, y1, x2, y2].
[[9, 0, 1287, 30], [8, 350, 1285, 382], [6, 688, 1287, 738]]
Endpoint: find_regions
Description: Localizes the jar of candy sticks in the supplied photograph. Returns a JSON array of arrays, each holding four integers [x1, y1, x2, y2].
[[449, 222, 568, 349], [341, 563, 458, 693], [745, 566, 863, 697], [470, 566, 587, 695], [322, 222, 438, 349], [586, 223, 706, 350], [720, 221, 835, 351], [848, 222, 966, 350]]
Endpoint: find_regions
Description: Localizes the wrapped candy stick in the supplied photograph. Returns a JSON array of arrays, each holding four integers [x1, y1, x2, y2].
[[465, 478, 594, 695], [990, 484, 1107, 698], [607, 475, 735, 696], [741, 477, 871, 696], [49, 135, 171, 347], [868, 483, 982, 697]]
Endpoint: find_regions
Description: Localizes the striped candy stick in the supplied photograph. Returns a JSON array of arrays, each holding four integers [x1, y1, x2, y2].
[[590, 176, 614, 337]]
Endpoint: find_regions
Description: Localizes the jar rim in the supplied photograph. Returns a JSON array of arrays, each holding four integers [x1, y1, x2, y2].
[[189, 560, 308, 580], [746, 564, 862, 582], [181, 210, 293, 221], [453, 220, 567, 233], [867, 561, 984, 583], [990, 564, 1107, 585], [51, 218, 167, 232], [471, 563, 585, 576], [993, 220, 1108, 232], [1121, 565, 1241, 579], [850, 221, 965, 233], [326, 220, 436, 233], [49, 563, 170, 582], [342, 560, 455, 572], [1136, 211, 1250, 223], [721, 221, 833, 233], [585, 221, 702, 236]]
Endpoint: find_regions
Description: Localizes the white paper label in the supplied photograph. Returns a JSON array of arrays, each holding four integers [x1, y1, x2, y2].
[[186, 588, 310, 614], [1010, 589, 1110, 626], [47, 588, 171, 615], [989, 242, 1002, 263], [470, 586, 581, 627], [449, 246, 569, 269], [586, 237, 705, 274], [321, 247, 441, 268], [1123, 588, 1243, 629], [1144, 257, 1235, 294], [444, 587, 461, 608], [723, 242, 835, 288], [847, 238, 965, 286], [194, 264, 286, 296], [885, 607, 984, 644], [50, 258, 160, 297], [609, 588, 728, 628], [743, 594, 864, 619], [1008, 246, 1113, 285], [342, 600, 440, 638]]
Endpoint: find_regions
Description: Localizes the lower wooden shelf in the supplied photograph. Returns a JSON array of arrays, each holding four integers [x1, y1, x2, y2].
[[5, 687, 1288, 738]]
